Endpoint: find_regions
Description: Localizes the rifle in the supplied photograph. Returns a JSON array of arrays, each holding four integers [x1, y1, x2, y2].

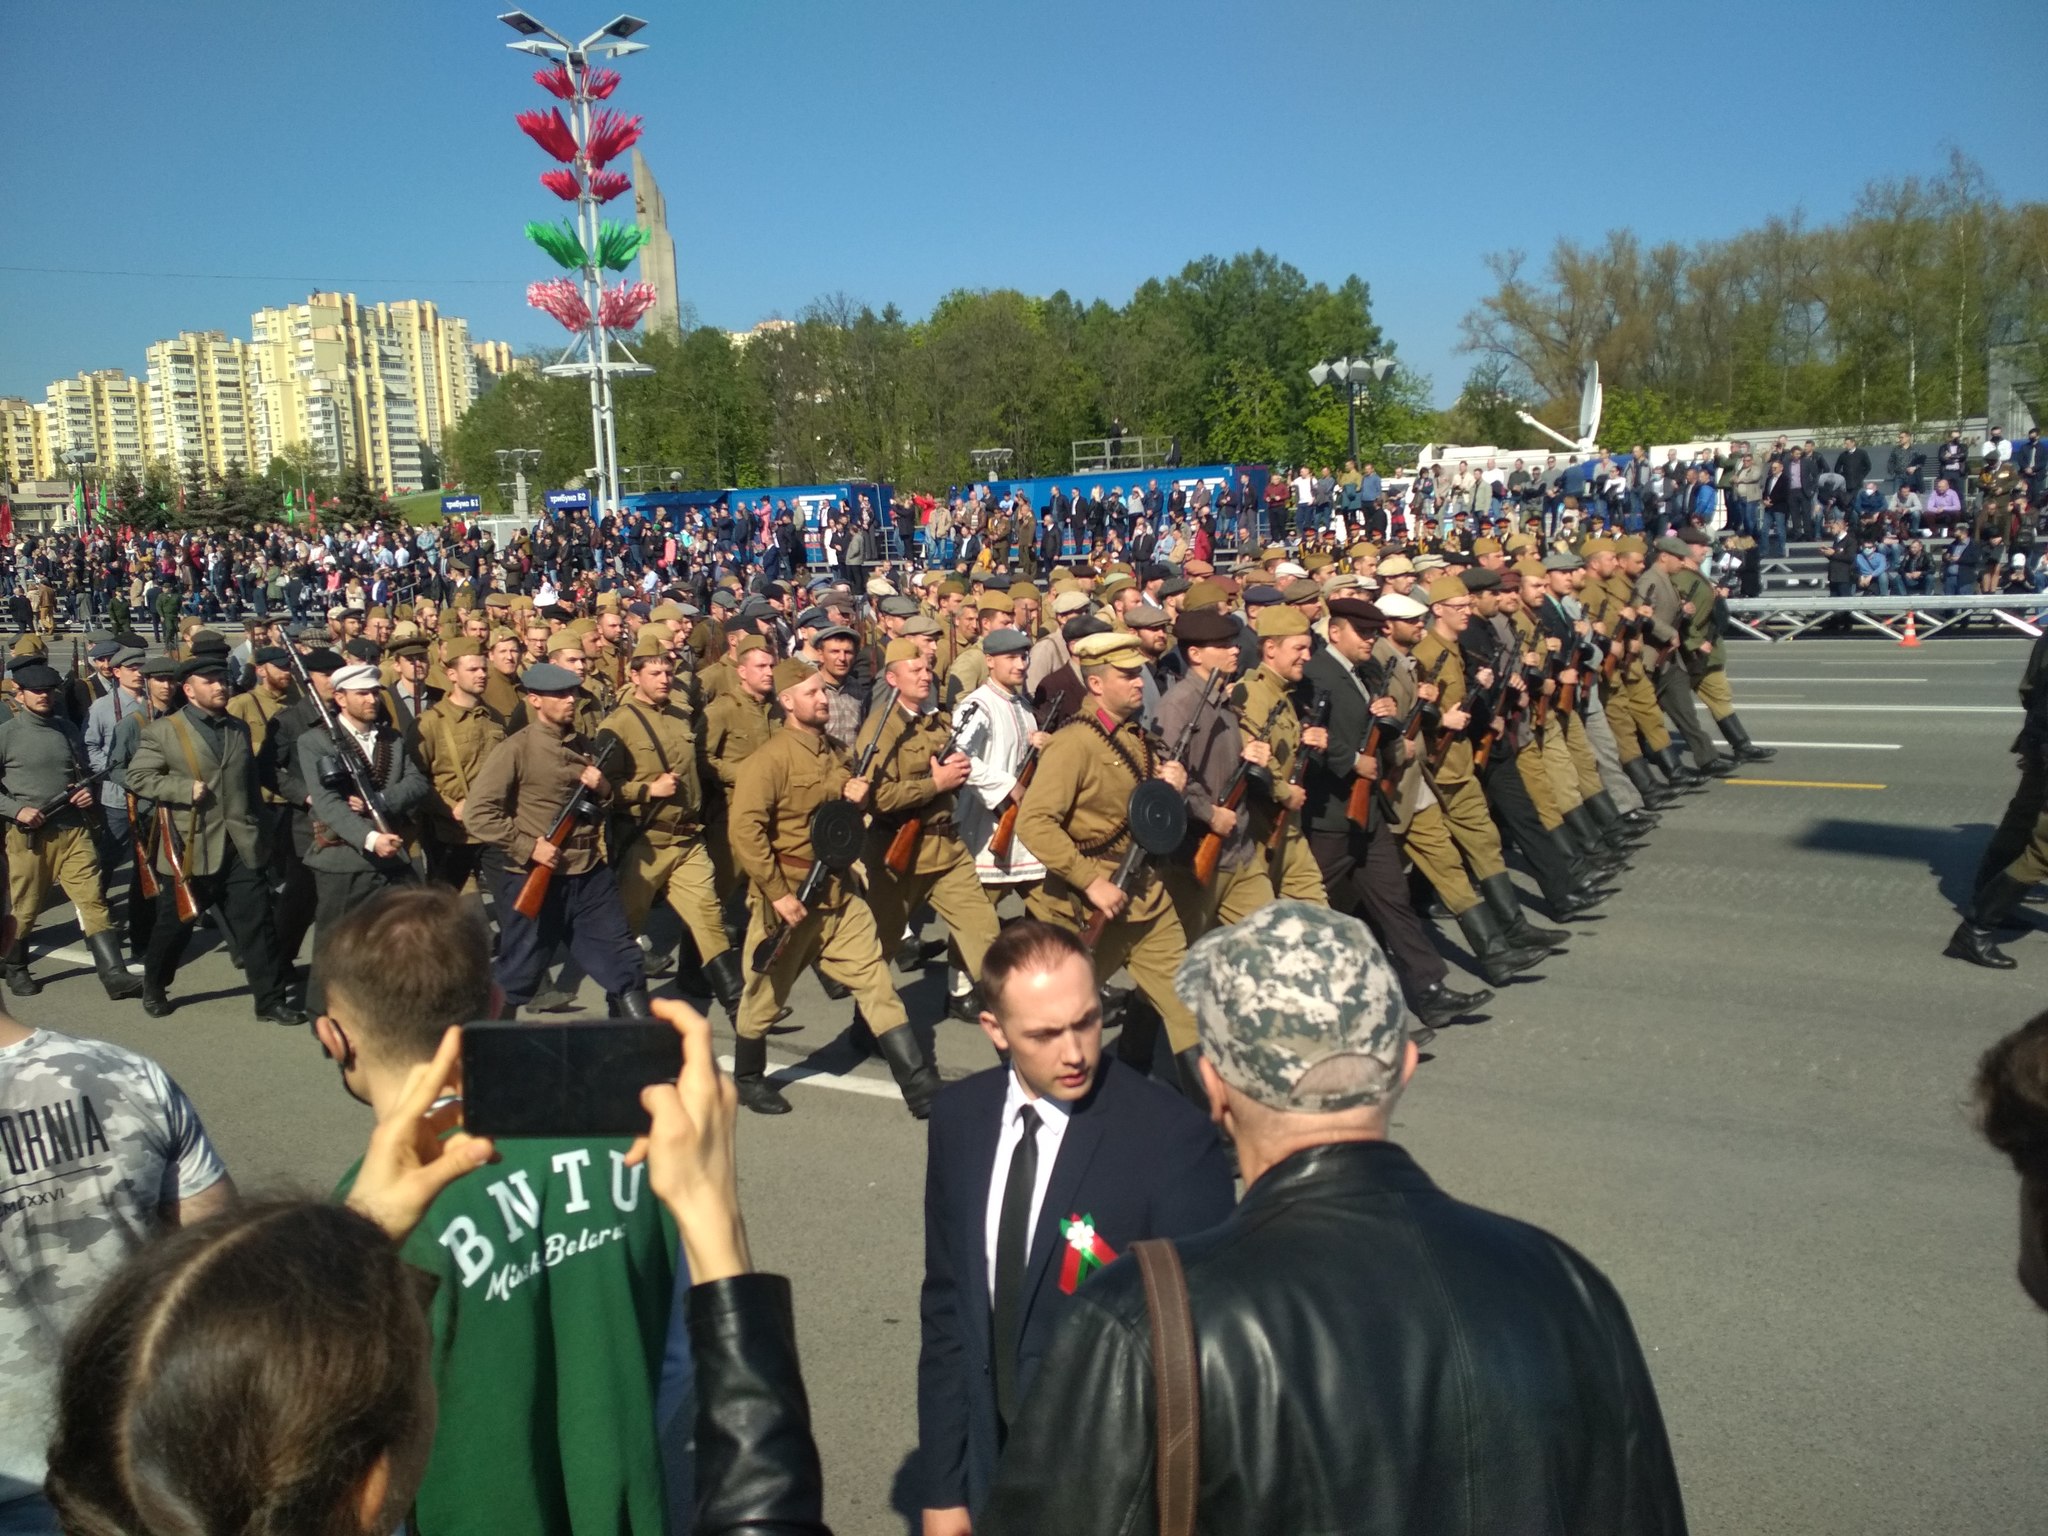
[[154, 803, 200, 923], [751, 685, 901, 972], [513, 728, 626, 919], [1191, 681, 1273, 884], [127, 791, 161, 901], [1347, 695, 1404, 832], [1265, 689, 1329, 853], [988, 697, 1056, 864], [279, 640, 397, 838], [883, 702, 972, 877], [1082, 673, 1214, 944]]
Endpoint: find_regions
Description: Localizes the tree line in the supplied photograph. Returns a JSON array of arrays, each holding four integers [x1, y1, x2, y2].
[[444, 251, 1440, 507], [1460, 153, 2048, 448]]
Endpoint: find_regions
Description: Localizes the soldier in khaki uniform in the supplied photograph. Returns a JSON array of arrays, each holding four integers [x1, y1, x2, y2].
[[1015, 630, 1200, 1098], [943, 591, 1007, 705], [600, 632, 743, 1021], [727, 660, 936, 1119], [1508, 559, 1588, 823], [700, 637, 777, 908], [854, 639, 1001, 1018], [1580, 538, 1674, 810], [413, 638, 505, 893], [1672, 531, 1774, 764], [481, 628, 524, 723], [1635, 536, 1733, 777], [1232, 606, 1331, 908], [1607, 536, 1699, 790]]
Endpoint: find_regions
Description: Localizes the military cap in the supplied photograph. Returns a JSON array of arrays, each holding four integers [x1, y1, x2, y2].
[[1182, 580, 1229, 612], [141, 656, 183, 680], [1010, 582, 1041, 602], [1300, 552, 1334, 574], [1460, 567, 1502, 592], [1326, 597, 1386, 630], [1583, 537, 1617, 556], [388, 633, 429, 658], [1072, 631, 1147, 670], [594, 591, 622, 610], [880, 595, 920, 618], [1653, 536, 1691, 558], [1472, 537, 1503, 555], [1253, 606, 1311, 639], [301, 647, 344, 673], [1503, 533, 1538, 555], [519, 662, 582, 695], [900, 614, 943, 637], [1614, 534, 1647, 555], [1123, 602, 1168, 630], [1097, 572, 1135, 600], [630, 631, 671, 660], [113, 647, 150, 669], [326, 603, 362, 621], [1376, 555, 1415, 577], [1541, 551, 1585, 572], [365, 606, 390, 622], [1158, 576, 1191, 599], [983, 627, 1031, 657], [1346, 542, 1380, 560], [649, 602, 685, 622], [8, 637, 45, 662], [1243, 584, 1283, 608], [1282, 578, 1322, 605], [1677, 526, 1712, 547], [1175, 901, 1409, 1112], [936, 578, 968, 597], [1424, 574, 1470, 604], [330, 663, 382, 693], [976, 591, 1016, 614], [88, 638, 121, 662], [1174, 607, 1237, 645], [441, 638, 484, 661], [883, 638, 923, 665], [11, 663, 62, 691], [1513, 559, 1548, 584], [1259, 544, 1287, 563], [489, 627, 521, 647], [772, 657, 817, 694]]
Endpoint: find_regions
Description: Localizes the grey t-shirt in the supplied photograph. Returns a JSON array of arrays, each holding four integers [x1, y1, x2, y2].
[[0, 1028, 226, 1505]]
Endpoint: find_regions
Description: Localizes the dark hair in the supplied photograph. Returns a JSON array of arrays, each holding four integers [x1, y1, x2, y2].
[[319, 884, 493, 1063], [1976, 1011, 2048, 1181], [982, 920, 1092, 1014], [45, 1201, 434, 1536]]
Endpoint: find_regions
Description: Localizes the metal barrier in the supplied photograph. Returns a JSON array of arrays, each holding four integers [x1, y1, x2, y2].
[[1726, 592, 2048, 642]]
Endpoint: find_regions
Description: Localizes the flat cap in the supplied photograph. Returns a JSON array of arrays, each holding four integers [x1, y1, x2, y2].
[[1653, 536, 1691, 558], [142, 656, 183, 680], [1174, 607, 1237, 645], [1677, 526, 1712, 546], [879, 595, 920, 618], [330, 663, 383, 693], [1176, 900, 1410, 1112], [1122, 602, 1168, 630], [88, 639, 121, 662], [1243, 584, 1283, 608], [1158, 576, 1191, 599], [11, 663, 62, 691], [814, 625, 858, 646], [983, 627, 1031, 657], [1326, 597, 1385, 630], [249, 646, 289, 668], [1376, 555, 1415, 577], [518, 663, 582, 695], [1460, 567, 1502, 592], [1282, 578, 1321, 604], [1375, 592, 1429, 620], [1541, 551, 1584, 572], [1052, 590, 1093, 616], [301, 647, 344, 674], [178, 657, 228, 684], [900, 614, 943, 637]]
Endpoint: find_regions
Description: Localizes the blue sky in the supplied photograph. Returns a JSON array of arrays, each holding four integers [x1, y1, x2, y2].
[[4, 0, 2043, 410]]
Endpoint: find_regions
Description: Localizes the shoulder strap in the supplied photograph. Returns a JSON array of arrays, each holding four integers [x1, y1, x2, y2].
[[1133, 1238, 1199, 1536], [623, 703, 674, 775]]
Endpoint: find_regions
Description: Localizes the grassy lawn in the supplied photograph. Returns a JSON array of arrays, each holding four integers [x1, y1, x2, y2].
[[394, 490, 454, 526]]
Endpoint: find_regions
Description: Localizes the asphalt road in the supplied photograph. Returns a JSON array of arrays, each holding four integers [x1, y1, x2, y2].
[[17, 632, 2048, 1535]]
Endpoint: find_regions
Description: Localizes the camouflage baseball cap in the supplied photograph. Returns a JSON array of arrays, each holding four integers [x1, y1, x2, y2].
[[1174, 901, 1410, 1111]]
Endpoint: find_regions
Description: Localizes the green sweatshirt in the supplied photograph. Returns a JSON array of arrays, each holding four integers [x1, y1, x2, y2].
[[339, 1136, 677, 1536]]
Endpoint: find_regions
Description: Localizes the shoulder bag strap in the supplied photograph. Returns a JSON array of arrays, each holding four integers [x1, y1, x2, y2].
[[1132, 1238, 1199, 1536]]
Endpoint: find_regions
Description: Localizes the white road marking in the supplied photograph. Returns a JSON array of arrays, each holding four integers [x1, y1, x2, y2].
[[1734, 703, 2017, 714], [1725, 676, 1928, 683], [1715, 740, 1901, 751], [718, 1052, 904, 1101]]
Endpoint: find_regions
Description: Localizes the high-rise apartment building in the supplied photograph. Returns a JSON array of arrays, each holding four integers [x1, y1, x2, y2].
[[145, 331, 257, 477], [248, 292, 423, 495], [0, 398, 48, 482], [377, 299, 479, 453], [631, 149, 681, 337], [472, 338, 523, 386], [44, 371, 150, 474]]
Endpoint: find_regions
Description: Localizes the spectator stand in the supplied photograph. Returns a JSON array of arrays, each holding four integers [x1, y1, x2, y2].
[[1726, 591, 2048, 642], [978, 463, 1274, 564]]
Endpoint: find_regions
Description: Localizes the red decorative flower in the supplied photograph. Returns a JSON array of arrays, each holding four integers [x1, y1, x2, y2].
[[516, 107, 577, 162], [599, 281, 658, 331], [540, 168, 582, 201], [585, 67, 620, 100], [583, 109, 643, 169], [528, 278, 591, 332], [532, 63, 575, 100], [589, 169, 632, 203]]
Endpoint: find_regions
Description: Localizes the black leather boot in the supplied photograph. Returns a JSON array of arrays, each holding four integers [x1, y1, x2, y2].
[[1720, 713, 1777, 762], [732, 1034, 792, 1114], [875, 1025, 941, 1119], [1623, 754, 1678, 809], [704, 949, 746, 1022], [1654, 743, 1709, 791], [1586, 791, 1651, 845], [946, 980, 985, 1024], [1411, 978, 1494, 1028], [616, 987, 653, 1019], [87, 930, 143, 1000], [1562, 807, 1631, 871], [2, 940, 39, 997], [1946, 872, 2029, 970], [1480, 872, 1570, 950], [1453, 903, 1545, 986]]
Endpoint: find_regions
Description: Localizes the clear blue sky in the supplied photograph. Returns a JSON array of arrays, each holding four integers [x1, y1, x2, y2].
[[4, 0, 2043, 409]]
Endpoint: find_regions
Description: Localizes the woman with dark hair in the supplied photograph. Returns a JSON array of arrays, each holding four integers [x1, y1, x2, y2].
[[1976, 1011, 2048, 1314], [45, 1008, 830, 1536]]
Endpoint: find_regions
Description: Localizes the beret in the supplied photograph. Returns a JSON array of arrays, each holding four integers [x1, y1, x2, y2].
[[1253, 606, 1311, 638], [1173, 607, 1237, 645]]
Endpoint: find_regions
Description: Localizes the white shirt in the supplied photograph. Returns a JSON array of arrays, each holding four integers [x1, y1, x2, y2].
[[339, 717, 387, 854], [982, 1070, 1073, 1301]]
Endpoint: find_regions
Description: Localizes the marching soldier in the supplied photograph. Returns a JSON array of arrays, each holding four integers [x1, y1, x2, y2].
[[1635, 536, 1734, 778], [1671, 530, 1774, 764], [1015, 630, 1198, 1099], [0, 660, 139, 999], [1952, 630, 2048, 967], [84, 645, 147, 897], [297, 663, 430, 1011], [413, 638, 506, 894], [727, 661, 937, 1118], [464, 663, 650, 1018], [700, 636, 778, 913], [600, 632, 745, 1022], [263, 646, 344, 989], [1233, 606, 1331, 907], [1580, 537, 1678, 811], [853, 639, 1001, 1020], [1156, 605, 1272, 936], [125, 655, 300, 1022]]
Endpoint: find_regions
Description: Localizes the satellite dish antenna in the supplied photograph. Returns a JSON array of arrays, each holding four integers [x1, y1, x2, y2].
[[1516, 363, 1603, 457]]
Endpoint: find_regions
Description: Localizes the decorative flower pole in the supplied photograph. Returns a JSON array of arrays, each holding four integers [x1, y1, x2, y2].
[[502, 12, 655, 520]]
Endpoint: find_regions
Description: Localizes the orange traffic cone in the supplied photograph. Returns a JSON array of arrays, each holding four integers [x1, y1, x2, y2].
[[1899, 610, 1920, 647]]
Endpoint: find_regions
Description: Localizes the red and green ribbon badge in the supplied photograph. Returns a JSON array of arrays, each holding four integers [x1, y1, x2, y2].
[[1058, 1213, 1117, 1294]]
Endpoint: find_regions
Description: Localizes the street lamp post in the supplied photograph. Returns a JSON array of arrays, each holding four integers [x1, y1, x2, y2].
[[1309, 355, 1396, 463], [501, 11, 651, 521], [493, 446, 543, 520], [62, 449, 96, 533]]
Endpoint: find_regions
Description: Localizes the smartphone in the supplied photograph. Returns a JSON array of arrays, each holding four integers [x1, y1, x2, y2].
[[461, 1019, 678, 1138]]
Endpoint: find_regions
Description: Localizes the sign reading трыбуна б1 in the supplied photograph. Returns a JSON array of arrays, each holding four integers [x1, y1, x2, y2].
[[441, 494, 483, 515]]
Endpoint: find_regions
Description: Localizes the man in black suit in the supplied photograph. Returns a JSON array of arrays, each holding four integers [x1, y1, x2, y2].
[[917, 920, 1234, 1531]]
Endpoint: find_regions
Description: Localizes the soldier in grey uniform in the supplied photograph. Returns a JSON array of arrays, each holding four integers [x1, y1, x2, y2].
[[0, 661, 139, 999]]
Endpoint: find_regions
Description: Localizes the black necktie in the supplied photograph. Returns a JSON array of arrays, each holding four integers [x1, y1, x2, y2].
[[992, 1103, 1041, 1428]]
